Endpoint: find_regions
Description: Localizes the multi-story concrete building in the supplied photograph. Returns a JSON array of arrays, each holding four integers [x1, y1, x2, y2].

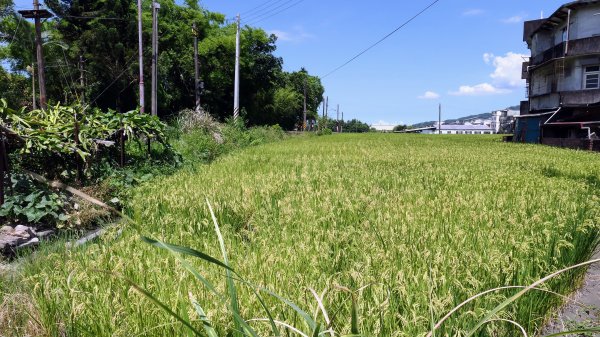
[[515, 0, 600, 150]]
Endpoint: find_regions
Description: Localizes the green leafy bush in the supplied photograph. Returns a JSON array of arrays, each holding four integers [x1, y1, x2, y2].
[[0, 174, 69, 226], [0, 99, 173, 180]]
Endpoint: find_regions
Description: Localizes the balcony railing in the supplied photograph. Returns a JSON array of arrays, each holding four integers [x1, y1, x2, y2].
[[530, 36, 600, 66]]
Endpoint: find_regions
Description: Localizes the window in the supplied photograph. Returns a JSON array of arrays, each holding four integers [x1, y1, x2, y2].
[[584, 65, 600, 89]]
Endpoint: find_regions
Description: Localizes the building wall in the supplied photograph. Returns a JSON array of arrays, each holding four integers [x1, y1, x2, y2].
[[569, 6, 600, 41], [532, 31, 553, 56], [530, 93, 560, 110], [533, 6, 600, 57]]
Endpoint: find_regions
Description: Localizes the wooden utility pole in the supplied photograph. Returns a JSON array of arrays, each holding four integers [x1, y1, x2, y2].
[[151, 0, 159, 116], [233, 14, 241, 120], [137, 0, 145, 114], [438, 103, 442, 135], [18, 1, 52, 110], [193, 23, 201, 112], [303, 77, 307, 131]]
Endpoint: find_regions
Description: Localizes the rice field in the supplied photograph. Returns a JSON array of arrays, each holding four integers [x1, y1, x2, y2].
[[2, 134, 599, 336]]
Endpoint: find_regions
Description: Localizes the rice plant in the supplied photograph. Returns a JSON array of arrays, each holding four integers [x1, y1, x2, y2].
[[1, 134, 599, 336]]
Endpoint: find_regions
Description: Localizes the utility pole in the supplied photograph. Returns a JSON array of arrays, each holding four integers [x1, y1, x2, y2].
[[193, 23, 201, 112], [137, 0, 145, 114], [341, 111, 344, 133], [79, 55, 85, 105], [438, 103, 442, 135], [336, 104, 340, 133], [151, 0, 160, 117], [303, 77, 307, 131], [325, 96, 328, 118], [18, 1, 52, 110], [322, 97, 325, 118], [233, 14, 241, 120]]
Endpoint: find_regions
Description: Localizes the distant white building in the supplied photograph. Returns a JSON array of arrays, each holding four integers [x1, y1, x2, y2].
[[412, 124, 494, 134], [370, 124, 396, 132]]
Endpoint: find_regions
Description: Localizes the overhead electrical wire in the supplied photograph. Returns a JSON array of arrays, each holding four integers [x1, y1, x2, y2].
[[245, 0, 306, 25], [242, 0, 289, 22], [241, 0, 286, 17], [321, 0, 441, 79]]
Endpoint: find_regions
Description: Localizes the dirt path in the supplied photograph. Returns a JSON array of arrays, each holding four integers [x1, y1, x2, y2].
[[542, 249, 600, 336]]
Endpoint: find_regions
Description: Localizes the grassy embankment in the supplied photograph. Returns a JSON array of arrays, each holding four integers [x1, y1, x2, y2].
[[1, 134, 599, 336]]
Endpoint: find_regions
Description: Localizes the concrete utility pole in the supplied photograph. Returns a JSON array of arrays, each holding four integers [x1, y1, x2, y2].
[[233, 14, 241, 120], [137, 0, 145, 114], [438, 103, 442, 135], [18, 0, 52, 110], [322, 97, 325, 118], [341, 111, 344, 133], [151, 0, 160, 116], [303, 77, 307, 131], [336, 104, 340, 132], [193, 23, 201, 112], [325, 96, 328, 118]]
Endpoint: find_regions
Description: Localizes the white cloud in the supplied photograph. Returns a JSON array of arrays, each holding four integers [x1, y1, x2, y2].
[[450, 83, 510, 96], [450, 52, 527, 96], [486, 52, 527, 88], [267, 26, 313, 43], [462, 9, 485, 16], [502, 15, 525, 24], [418, 91, 440, 100]]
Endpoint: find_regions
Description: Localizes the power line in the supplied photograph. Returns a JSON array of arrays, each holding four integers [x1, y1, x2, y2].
[[321, 0, 441, 79], [83, 52, 138, 112], [63, 15, 132, 21], [244, 0, 305, 25], [241, 0, 285, 17]]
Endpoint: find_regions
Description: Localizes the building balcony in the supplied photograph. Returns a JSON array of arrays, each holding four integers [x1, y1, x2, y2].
[[561, 89, 600, 106], [530, 36, 600, 66]]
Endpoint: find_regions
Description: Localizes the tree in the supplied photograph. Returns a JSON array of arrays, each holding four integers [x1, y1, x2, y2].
[[344, 119, 371, 133], [0, 0, 325, 129], [272, 87, 302, 130], [393, 124, 408, 132]]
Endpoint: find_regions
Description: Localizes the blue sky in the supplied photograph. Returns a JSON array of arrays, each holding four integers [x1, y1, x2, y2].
[[12, 0, 571, 125], [200, 0, 570, 125]]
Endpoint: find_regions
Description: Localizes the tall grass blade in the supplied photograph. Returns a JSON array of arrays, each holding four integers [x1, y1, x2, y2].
[[311, 323, 321, 337], [466, 258, 600, 336], [428, 265, 436, 337], [143, 239, 261, 337], [103, 271, 205, 337], [254, 285, 317, 332], [350, 294, 359, 335], [141, 237, 233, 271], [207, 199, 242, 337], [189, 292, 219, 337], [483, 319, 528, 337]]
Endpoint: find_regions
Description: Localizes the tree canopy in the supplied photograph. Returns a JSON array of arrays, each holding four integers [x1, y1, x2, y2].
[[0, 0, 324, 129]]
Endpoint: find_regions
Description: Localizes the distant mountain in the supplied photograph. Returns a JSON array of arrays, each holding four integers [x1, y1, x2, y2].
[[410, 105, 519, 129]]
